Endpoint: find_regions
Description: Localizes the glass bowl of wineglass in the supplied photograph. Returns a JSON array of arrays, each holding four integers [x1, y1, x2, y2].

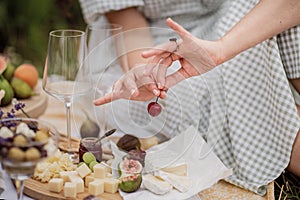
[[0, 118, 59, 200], [43, 29, 92, 161]]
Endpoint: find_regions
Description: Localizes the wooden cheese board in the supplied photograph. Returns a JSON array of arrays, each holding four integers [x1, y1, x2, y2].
[[1, 80, 48, 118], [24, 178, 122, 200], [23, 135, 120, 200]]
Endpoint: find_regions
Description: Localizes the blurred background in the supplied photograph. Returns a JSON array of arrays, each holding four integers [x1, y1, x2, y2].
[[0, 0, 85, 76]]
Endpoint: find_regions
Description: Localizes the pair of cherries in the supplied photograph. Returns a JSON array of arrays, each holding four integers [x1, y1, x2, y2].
[[147, 97, 162, 117]]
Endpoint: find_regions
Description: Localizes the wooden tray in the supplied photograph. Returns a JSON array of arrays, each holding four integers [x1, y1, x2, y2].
[[1, 80, 48, 118], [23, 136, 119, 200], [24, 178, 122, 200]]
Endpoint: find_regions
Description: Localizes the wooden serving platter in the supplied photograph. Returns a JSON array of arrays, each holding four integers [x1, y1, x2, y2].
[[23, 135, 121, 200], [1, 80, 48, 118], [24, 178, 122, 200]]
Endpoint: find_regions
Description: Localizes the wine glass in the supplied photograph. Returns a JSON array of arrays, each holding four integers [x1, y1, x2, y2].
[[43, 29, 92, 160], [74, 23, 127, 137], [0, 118, 59, 200]]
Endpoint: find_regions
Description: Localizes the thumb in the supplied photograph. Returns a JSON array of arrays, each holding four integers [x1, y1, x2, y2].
[[166, 18, 192, 39]]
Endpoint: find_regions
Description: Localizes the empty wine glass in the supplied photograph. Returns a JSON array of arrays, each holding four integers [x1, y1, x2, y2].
[[74, 23, 127, 136], [0, 118, 59, 200], [43, 29, 92, 160]]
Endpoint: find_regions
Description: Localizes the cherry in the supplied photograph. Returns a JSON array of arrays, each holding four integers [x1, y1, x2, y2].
[[147, 97, 162, 117]]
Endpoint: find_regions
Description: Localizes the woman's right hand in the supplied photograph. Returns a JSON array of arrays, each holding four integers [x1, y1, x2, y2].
[[142, 18, 222, 90]]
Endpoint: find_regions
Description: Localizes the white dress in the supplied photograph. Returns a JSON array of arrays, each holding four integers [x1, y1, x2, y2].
[[79, 0, 300, 195]]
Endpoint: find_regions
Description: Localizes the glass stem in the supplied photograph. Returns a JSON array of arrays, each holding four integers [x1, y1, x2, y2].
[[15, 179, 25, 200], [65, 101, 72, 152]]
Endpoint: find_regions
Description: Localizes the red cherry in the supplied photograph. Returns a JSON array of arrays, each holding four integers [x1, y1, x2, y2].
[[147, 102, 162, 117]]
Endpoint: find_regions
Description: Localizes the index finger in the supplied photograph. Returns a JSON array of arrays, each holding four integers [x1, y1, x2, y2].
[[93, 92, 119, 106]]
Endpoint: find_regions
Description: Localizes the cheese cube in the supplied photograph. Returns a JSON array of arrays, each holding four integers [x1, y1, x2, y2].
[[106, 173, 113, 178], [76, 163, 92, 178], [101, 161, 112, 173], [48, 178, 64, 193], [59, 171, 77, 183], [103, 178, 120, 194], [70, 176, 84, 193], [89, 180, 104, 195], [64, 182, 77, 198], [93, 163, 106, 179], [85, 175, 95, 187]]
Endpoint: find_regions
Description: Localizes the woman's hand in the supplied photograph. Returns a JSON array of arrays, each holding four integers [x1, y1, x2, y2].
[[93, 18, 222, 106], [93, 64, 167, 106], [142, 18, 222, 90]]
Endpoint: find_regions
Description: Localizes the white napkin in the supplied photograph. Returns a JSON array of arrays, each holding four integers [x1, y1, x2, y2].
[[111, 125, 232, 200]]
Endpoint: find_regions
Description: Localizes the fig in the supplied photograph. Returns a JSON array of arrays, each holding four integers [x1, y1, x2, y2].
[[127, 149, 146, 167], [119, 174, 142, 193], [118, 158, 143, 193], [80, 110, 100, 138], [117, 134, 141, 152]]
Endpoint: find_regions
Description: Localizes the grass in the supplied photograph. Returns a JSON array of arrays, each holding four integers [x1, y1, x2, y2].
[[274, 171, 300, 200]]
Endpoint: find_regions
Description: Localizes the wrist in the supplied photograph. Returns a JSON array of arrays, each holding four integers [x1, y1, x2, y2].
[[213, 39, 227, 65]]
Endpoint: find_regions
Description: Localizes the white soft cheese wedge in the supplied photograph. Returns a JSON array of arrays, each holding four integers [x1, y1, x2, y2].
[[155, 170, 191, 193], [161, 162, 188, 176], [143, 174, 172, 195]]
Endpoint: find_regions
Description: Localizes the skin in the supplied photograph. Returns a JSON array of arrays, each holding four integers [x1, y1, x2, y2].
[[95, 0, 300, 176], [105, 7, 153, 71]]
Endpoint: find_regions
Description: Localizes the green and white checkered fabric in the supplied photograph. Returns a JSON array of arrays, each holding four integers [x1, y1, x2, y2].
[[79, 0, 300, 196]]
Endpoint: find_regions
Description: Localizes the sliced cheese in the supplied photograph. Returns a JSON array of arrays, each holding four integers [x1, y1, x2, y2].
[[89, 180, 104, 195], [64, 182, 77, 198], [143, 174, 172, 195], [48, 178, 64, 193], [76, 163, 92, 178], [161, 162, 187, 176], [155, 170, 191, 193]]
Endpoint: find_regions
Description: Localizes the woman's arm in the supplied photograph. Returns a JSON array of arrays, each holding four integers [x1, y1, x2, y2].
[[105, 7, 153, 71], [219, 0, 300, 63]]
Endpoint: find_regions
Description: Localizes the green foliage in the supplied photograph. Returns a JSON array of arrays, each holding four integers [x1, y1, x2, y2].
[[0, 0, 86, 76]]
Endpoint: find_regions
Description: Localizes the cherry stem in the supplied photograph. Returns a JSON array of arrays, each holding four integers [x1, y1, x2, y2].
[[155, 97, 159, 103]]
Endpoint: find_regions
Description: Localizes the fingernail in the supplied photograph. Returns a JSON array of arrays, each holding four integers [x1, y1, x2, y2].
[[153, 89, 160, 96], [130, 89, 136, 95], [157, 83, 161, 89]]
